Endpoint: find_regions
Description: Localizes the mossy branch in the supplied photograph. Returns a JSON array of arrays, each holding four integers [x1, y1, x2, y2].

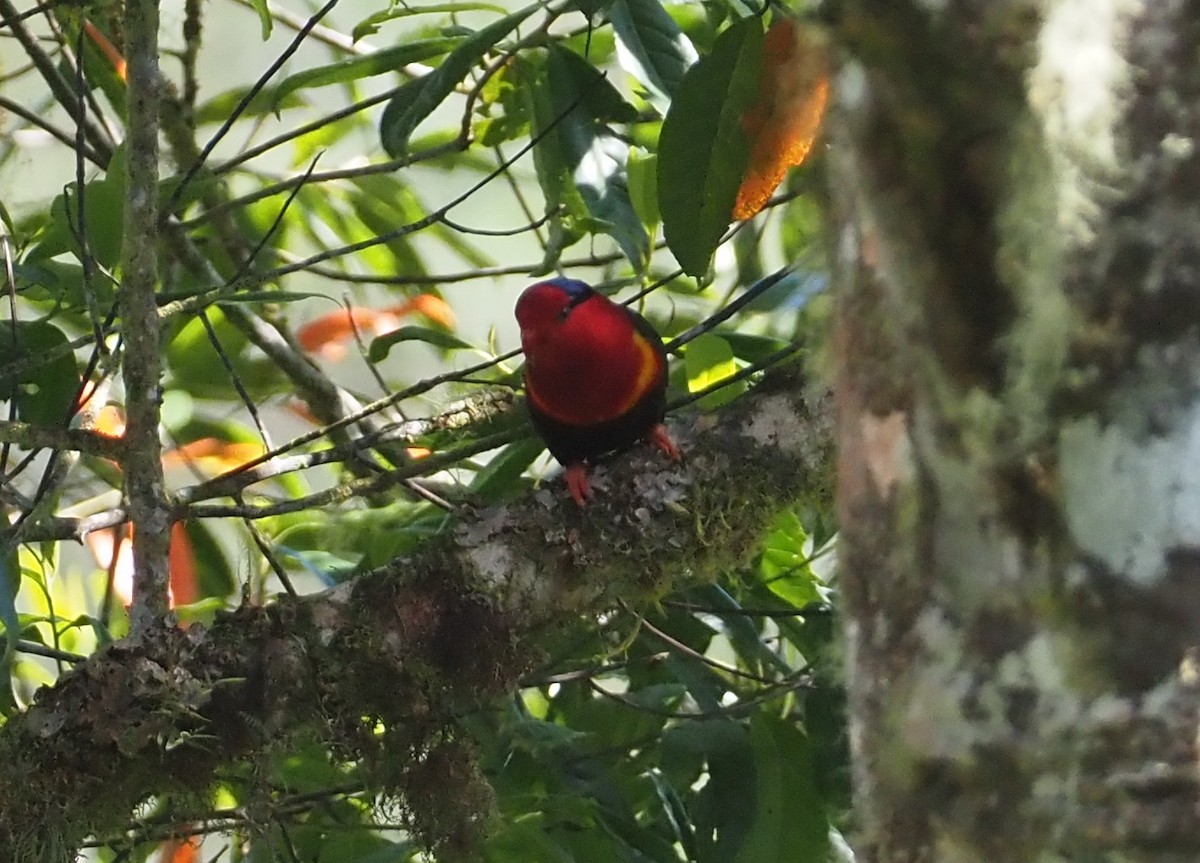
[[0, 366, 833, 857]]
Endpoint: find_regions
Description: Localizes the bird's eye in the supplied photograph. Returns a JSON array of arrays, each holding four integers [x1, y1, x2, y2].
[[558, 293, 587, 321]]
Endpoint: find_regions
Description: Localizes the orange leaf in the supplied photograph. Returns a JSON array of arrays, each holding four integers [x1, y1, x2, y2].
[[159, 834, 200, 863], [162, 438, 265, 474], [297, 296, 457, 360], [733, 19, 829, 220], [169, 522, 199, 611], [297, 306, 403, 360], [94, 404, 127, 439], [84, 20, 127, 83], [388, 293, 457, 330], [87, 523, 198, 611]]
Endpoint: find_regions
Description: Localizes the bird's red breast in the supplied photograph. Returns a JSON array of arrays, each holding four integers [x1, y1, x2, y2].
[[516, 280, 665, 428]]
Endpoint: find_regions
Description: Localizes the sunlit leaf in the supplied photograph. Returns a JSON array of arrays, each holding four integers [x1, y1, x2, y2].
[[759, 509, 827, 607], [685, 333, 744, 409], [659, 17, 762, 276], [193, 86, 306, 124], [353, 2, 508, 42], [610, 0, 698, 110], [627, 149, 659, 229]]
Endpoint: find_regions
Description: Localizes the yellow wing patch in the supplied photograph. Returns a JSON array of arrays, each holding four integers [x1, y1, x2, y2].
[[612, 332, 662, 417]]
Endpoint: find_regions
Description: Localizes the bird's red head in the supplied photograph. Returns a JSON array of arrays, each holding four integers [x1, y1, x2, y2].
[[514, 278, 594, 352]]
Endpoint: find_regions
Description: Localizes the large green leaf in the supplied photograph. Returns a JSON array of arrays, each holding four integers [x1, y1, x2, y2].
[[380, 4, 539, 156], [733, 714, 828, 863], [609, 0, 698, 110], [659, 17, 762, 276], [0, 321, 79, 427]]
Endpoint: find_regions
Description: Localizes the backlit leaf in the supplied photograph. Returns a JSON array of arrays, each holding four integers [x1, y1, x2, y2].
[[274, 38, 460, 107], [528, 45, 650, 272], [685, 333, 744, 409], [380, 5, 539, 156], [610, 0, 698, 110]]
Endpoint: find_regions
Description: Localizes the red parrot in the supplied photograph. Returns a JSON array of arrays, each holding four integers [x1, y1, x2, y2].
[[516, 278, 680, 505]]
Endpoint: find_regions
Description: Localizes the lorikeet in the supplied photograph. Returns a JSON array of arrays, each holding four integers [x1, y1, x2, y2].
[[516, 278, 680, 506]]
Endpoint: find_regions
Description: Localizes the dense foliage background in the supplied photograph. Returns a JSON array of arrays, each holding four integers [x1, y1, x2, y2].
[[0, 0, 842, 859]]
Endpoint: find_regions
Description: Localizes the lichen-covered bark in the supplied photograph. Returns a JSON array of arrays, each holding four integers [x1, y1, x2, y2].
[[832, 1, 1200, 860], [0, 368, 833, 858]]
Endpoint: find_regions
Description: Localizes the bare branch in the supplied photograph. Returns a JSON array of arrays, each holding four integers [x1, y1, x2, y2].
[[120, 0, 171, 634]]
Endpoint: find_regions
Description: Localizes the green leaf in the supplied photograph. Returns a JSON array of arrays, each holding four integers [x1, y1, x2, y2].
[[219, 291, 334, 305], [368, 326, 473, 362], [659, 17, 763, 276], [27, 151, 127, 269], [733, 714, 828, 863], [663, 720, 756, 862], [194, 86, 307, 125], [165, 306, 284, 401], [179, 519, 237, 600], [274, 38, 460, 107], [609, 0, 698, 110], [249, 0, 272, 39], [353, 3, 509, 42], [276, 547, 362, 586], [548, 44, 638, 123], [684, 333, 744, 409], [528, 45, 650, 272], [0, 321, 79, 427], [627, 149, 659, 229], [379, 5, 539, 156], [469, 437, 543, 501], [473, 58, 534, 146], [759, 510, 827, 608], [0, 546, 20, 655]]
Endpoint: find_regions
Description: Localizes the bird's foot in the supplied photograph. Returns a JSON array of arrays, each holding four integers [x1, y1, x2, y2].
[[647, 424, 680, 462], [564, 462, 592, 507]]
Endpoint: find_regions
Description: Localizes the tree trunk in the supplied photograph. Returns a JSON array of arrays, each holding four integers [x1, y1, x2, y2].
[[831, 2, 1200, 860]]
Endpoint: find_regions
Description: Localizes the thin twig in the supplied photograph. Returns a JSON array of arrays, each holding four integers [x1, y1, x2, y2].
[[0, 95, 105, 165], [163, 0, 341, 217]]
